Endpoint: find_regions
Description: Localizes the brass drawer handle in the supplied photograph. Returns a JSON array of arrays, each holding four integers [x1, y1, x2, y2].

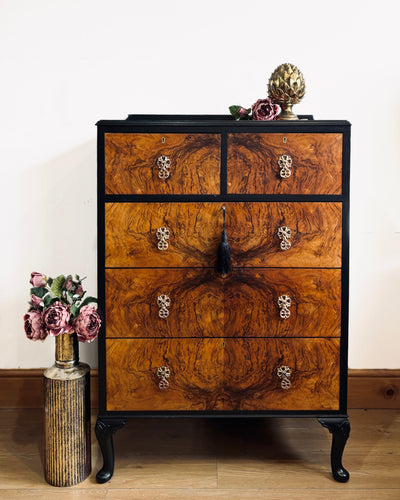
[[277, 365, 292, 389], [278, 154, 292, 178], [277, 295, 291, 319], [157, 294, 171, 318], [157, 366, 171, 390], [156, 227, 170, 251], [277, 226, 292, 250], [157, 155, 171, 179]]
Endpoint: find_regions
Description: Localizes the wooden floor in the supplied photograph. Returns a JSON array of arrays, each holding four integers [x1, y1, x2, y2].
[[0, 408, 399, 499]]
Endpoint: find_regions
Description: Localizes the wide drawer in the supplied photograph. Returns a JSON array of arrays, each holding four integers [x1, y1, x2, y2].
[[227, 133, 342, 194], [106, 338, 340, 411], [105, 268, 341, 338], [105, 202, 342, 268], [104, 133, 221, 194]]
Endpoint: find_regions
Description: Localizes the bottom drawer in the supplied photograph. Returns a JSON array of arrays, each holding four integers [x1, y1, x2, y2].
[[106, 338, 340, 412]]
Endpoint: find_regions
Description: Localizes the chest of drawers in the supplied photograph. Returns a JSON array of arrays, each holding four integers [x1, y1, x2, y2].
[[95, 114, 351, 483]]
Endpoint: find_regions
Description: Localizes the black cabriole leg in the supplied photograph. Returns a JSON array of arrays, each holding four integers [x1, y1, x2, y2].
[[318, 417, 351, 482], [95, 417, 126, 483]]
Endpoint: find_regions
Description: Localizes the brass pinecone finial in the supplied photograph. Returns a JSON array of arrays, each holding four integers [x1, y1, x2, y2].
[[268, 63, 306, 120]]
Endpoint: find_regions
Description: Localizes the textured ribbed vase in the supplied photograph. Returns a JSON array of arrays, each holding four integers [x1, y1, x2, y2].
[[44, 333, 91, 487]]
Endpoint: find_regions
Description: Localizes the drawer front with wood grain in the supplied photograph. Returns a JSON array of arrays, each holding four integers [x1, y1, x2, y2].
[[106, 338, 225, 411], [223, 337, 340, 411], [105, 133, 221, 195], [106, 338, 340, 411], [224, 268, 341, 338], [105, 202, 342, 268], [227, 133, 342, 195], [105, 268, 341, 338], [105, 268, 224, 338]]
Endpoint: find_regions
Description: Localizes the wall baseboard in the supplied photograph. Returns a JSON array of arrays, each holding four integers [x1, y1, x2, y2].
[[0, 368, 399, 409]]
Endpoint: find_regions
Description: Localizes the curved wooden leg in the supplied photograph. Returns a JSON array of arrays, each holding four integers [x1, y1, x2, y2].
[[318, 417, 351, 482], [95, 417, 126, 483]]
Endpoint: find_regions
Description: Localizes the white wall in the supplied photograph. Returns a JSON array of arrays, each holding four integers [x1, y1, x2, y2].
[[1, 0, 399, 369]]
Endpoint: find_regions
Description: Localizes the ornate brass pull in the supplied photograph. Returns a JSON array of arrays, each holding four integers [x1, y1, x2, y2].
[[277, 295, 291, 319], [157, 366, 170, 390], [278, 154, 292, 178], [277, 226, 292, 250], [156, 227, 170, 251], [157, 155, 171, 179], [277, 365, 292, 389], [157, 294, 171, 318]]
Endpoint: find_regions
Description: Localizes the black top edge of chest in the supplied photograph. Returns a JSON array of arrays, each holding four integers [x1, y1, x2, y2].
[[96, 114, 351, 134]]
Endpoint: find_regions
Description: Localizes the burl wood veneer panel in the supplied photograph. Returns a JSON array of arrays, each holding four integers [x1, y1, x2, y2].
[[105, 133, 220, 195], [105, 202, 221, 268], [223, 338, 340, 411], [105, 202, 342, 268], [226, 202, 342, 268], [105, 268, 341, 339], [106, 338, 225, 411], [106, 338, 340, 411], [105, 268, 224, 338], [227, 133, 342, 194], [224, 268, 341, 338]]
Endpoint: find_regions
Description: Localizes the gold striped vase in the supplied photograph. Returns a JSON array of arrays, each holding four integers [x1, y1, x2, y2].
[[44, 333, 91, 486]]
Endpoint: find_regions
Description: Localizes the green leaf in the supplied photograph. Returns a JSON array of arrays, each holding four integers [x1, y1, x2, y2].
[[50, 275, 65, 299], [229, 105, 241, 119], [70, 304, 78, 318], [77, 296, 98, 311], [43, 293, 52, 307], [30, 287, 46, 298]]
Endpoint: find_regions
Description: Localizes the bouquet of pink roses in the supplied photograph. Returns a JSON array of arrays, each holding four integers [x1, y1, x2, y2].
[[24, 272, 101, 343]]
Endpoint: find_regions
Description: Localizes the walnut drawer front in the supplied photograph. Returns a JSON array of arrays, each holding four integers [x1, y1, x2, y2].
[[106, 338, 340, 411], [105, 268, 224, 338], [227, 133, 342, 195], [105, 268, 341, 338], [105, 202, 342, 268], [105, 133, 221, 195]]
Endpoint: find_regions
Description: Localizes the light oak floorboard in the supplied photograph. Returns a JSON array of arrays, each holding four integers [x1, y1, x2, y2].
[[0, 408, 399, 498]]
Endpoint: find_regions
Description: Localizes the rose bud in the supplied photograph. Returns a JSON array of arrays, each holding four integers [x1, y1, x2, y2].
[[30, 272, 46, 287], [30, 294, 43, 309]]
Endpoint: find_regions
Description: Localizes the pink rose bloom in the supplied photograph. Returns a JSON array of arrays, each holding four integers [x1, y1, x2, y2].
[[75, 284, 84, 297], [43, 301, 73, 336], [24, 310, 47, 341], [30, 294, 43, 309], [30, 272, 46, 287], [74, 305, 101, 343], [238, 107, 249, 118], [65, 276, 73, 291], [251, 98, 280, 121]]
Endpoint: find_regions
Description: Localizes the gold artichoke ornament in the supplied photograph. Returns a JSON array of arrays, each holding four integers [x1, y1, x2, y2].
[[268, 63, 306, 120]]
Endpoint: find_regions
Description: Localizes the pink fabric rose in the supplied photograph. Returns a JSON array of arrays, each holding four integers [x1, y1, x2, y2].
[[73, 305, 101, 343], [251, 98, 279, 121], [30, 294, 43, 309], [238, 107, 249, 118], [30, 272, 46, 287], [65, 276, 73, 291], [24, 310, 47, 341], [43, 301, 73, 336]]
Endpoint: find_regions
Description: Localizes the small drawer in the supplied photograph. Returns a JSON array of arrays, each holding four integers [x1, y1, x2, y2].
[[105, 202, 342, 268], [227, 133, 342, 195], [104, 133, 221, 194], [106, 338, 340, 411]]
